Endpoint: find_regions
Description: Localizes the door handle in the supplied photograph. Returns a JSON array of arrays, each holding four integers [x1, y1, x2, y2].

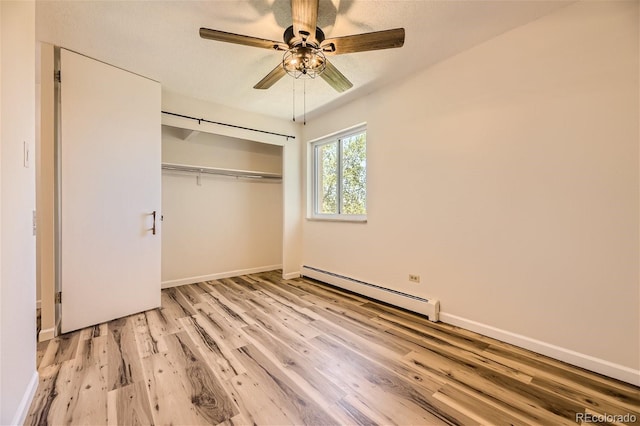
[[152, 211, 157, 235]]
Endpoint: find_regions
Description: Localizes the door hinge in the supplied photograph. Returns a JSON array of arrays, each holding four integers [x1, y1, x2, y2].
[[32, 210, 37, 236], [55, 291, 62, 304], [54, 70, 61, 83]]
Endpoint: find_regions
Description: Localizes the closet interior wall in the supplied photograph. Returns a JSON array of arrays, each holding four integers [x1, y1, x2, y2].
[[161, 125, 283, 287]]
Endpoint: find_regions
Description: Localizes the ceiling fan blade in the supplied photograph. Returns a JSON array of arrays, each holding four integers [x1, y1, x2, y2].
[[291, 0, 318, 42], [254, 64, 287, 89], [320, 60, 353, 92], [321, 28, 405, 55], [200, 28, 287, 51]]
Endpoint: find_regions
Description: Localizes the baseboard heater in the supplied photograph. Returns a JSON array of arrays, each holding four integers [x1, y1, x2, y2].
[[301, 266, 440, 322]]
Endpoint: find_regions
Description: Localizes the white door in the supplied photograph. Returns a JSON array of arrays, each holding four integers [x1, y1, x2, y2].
[[60, 49, 161, 333]]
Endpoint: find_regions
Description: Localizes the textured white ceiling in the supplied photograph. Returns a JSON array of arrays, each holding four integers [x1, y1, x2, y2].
[[36, 0, 572, 121]]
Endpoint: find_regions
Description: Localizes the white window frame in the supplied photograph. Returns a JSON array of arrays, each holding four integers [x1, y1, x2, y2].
[[309, 124, 367, 222]]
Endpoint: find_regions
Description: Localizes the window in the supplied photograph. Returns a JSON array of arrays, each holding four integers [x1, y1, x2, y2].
[[311, 125, 366, 221]]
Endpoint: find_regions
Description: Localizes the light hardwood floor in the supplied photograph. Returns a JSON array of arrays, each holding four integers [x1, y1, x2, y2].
[[27, 271, 640, 425]]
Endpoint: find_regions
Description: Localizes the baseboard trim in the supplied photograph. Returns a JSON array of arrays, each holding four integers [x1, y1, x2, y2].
[[10, 370, 39, 426], [39, 327, 55, 342], [439, 312, 640, 386], [282, 271, 301, 280], [161, 265, 283, 288]]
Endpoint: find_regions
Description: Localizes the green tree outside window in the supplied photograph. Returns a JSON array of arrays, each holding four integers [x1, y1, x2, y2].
[[314, 128, 366, 217]]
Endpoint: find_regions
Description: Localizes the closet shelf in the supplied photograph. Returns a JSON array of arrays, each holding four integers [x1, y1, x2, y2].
[[161, 162, 282, 180]]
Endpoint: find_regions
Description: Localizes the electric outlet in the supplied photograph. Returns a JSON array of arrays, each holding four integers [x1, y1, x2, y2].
[[409, 274, 420, 283]]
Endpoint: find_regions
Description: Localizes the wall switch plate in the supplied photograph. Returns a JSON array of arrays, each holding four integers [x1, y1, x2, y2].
[[23, 141, 30, 168], [409, 274, 420, 283]]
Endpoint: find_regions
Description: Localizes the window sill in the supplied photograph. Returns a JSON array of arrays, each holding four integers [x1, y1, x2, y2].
[[307, 215, 367, 223]]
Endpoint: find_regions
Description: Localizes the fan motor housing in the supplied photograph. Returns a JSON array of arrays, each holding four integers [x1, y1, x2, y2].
[[283, 25, 325, 47]]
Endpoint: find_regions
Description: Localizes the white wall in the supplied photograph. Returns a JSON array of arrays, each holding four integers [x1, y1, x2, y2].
[[0, 1, 3, 418], [161, 126, 284, 286], [302, 1, 639, 384], [0, 1, 38, 424], [282, 123, 303, 280]]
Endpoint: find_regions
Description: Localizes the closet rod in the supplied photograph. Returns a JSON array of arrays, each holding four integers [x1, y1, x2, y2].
[[161, 163, 282, 180], [162, 111, 296, 140]]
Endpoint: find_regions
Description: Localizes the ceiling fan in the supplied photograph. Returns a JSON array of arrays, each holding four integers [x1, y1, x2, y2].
[[199, 0, 405, 93]]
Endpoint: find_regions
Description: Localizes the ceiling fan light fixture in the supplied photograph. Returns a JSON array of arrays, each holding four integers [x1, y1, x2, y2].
[[200, 0, 405, 92], [283, 46, 326, 79]]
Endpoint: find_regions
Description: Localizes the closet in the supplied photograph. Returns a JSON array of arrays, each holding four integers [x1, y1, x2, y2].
[[160, 125, 284, 287], [38, 46, 296, 339]]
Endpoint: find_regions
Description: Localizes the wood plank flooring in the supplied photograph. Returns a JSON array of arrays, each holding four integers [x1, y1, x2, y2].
[[26, 271, 640, 425]]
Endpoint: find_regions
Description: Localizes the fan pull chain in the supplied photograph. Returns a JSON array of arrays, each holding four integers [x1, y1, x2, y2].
[[303, 78, 307, 126], [292, 78, 296, 122]]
